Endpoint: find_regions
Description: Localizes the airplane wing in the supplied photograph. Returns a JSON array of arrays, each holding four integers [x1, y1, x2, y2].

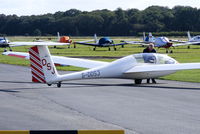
[[77, 40, 95, 43], [122, 41, 150, 46], [2, 51, 109, 69], [110, 42, 128, 46], [173, 41, 200, 47], [9, 42, 70, 47], [74, 42, 99, 46], [170, 39, 186, 43], [125, 63, 200, 74]]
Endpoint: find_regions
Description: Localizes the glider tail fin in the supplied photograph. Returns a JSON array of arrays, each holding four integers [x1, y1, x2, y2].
[[29, 45, 59, 84], [187, 31, 191, 41]]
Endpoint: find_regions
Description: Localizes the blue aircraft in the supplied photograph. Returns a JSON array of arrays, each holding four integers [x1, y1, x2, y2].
[[75, 34, 127, 51]]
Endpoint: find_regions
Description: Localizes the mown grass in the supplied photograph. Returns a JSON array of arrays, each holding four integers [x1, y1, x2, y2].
[[0, 36, 200, 82]]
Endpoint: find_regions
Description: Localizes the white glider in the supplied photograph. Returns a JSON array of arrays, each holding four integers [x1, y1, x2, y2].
[[3, 44, 200, 87]]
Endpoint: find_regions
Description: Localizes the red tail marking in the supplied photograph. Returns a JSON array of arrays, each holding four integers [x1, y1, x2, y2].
[[29, 46, 46, 83]]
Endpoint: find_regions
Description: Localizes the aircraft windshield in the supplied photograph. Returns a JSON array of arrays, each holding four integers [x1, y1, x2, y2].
[[133, 53, 177, 64]]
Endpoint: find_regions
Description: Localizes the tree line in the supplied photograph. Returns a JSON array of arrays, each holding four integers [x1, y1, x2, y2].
[[0, 6, 200, 36]]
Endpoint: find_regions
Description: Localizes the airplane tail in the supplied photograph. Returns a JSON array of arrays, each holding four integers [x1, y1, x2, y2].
[[148, 32, 154, 42], [187, 31, 191, 41], [143, 32, 146, 41], [57, 32, 60, 42], [94, 34, 98, 43], [29, 45, 59, 84]]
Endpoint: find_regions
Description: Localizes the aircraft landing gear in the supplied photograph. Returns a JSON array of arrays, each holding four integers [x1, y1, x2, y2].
[[9, 47, 12, 51], [188, 46, 190, 49], [47, 84, 52, 86], [166, 50, 168, 53], [57, 81, 61, 88], [135, 79, 142, 84], [114, 47, 117, 51], [121, 45, 124, 48], [170, 50, 173, 53], [73, 42, 76, 48], [93, 47, 96, 51], [108, 47, 111, 51], [68, 45, 70, 48]]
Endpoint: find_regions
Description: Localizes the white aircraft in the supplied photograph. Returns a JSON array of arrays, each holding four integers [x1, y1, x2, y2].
[[3, 44, 200, 87], [0, 37, 13, 51], [34, 32, 72, 48], [0, 36, 70, 52], [171, 31, 200, 48]]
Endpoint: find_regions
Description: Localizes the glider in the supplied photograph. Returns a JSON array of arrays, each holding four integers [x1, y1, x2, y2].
[[3, 44, 200, 87]]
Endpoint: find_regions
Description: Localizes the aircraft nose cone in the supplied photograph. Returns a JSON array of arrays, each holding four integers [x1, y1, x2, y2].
[[167, 42, 173, 47]]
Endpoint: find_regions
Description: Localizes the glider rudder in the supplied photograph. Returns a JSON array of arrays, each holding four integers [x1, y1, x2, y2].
[[29, 45, 59, 84]]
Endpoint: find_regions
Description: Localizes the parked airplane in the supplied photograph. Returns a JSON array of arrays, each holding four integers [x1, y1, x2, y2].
[[0, 35, 71, 52], [35, 32, 72, 48], [75, 34, 127, 51], [3, 44, 200, 87], [122, 32, 175, 53], [171, 31, 200, 49], [0, 37, 12, 51]]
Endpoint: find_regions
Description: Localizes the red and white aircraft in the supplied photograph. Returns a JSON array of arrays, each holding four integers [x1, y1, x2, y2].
[[3, 44, 200, 87], [122, 32, 174, 53]]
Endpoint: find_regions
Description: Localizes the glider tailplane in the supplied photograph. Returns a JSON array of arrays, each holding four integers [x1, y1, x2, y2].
[[29, 45, 59, 84]]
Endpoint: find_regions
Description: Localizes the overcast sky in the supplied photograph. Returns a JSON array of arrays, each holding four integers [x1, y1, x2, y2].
[[0, 0, 199, 16]]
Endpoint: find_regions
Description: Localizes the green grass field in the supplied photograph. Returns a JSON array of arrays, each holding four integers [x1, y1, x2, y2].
[[1, 36, 200, 83]]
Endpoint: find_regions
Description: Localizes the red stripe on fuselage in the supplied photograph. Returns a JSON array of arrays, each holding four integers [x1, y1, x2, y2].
[[8, 54, 26, 59]]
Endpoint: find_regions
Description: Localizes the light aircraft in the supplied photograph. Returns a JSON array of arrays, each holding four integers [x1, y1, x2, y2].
[[171, 31, 200, 49], [122, 32, 175, 53], [35, 32, 73, 48], [0, 35, 71, 52], [75, 34, 127, 51], [3, 43, 200, 88], [0, 37, 12, 51]]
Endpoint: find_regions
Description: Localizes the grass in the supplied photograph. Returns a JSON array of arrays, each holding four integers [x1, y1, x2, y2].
[[1, 36, 200, 82]]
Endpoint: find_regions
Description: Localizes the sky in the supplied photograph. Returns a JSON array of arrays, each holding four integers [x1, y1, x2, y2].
[[0, 0, 199, 16]]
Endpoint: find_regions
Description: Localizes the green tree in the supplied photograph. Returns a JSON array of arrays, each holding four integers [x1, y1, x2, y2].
[[33, 29, 42, 36]]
